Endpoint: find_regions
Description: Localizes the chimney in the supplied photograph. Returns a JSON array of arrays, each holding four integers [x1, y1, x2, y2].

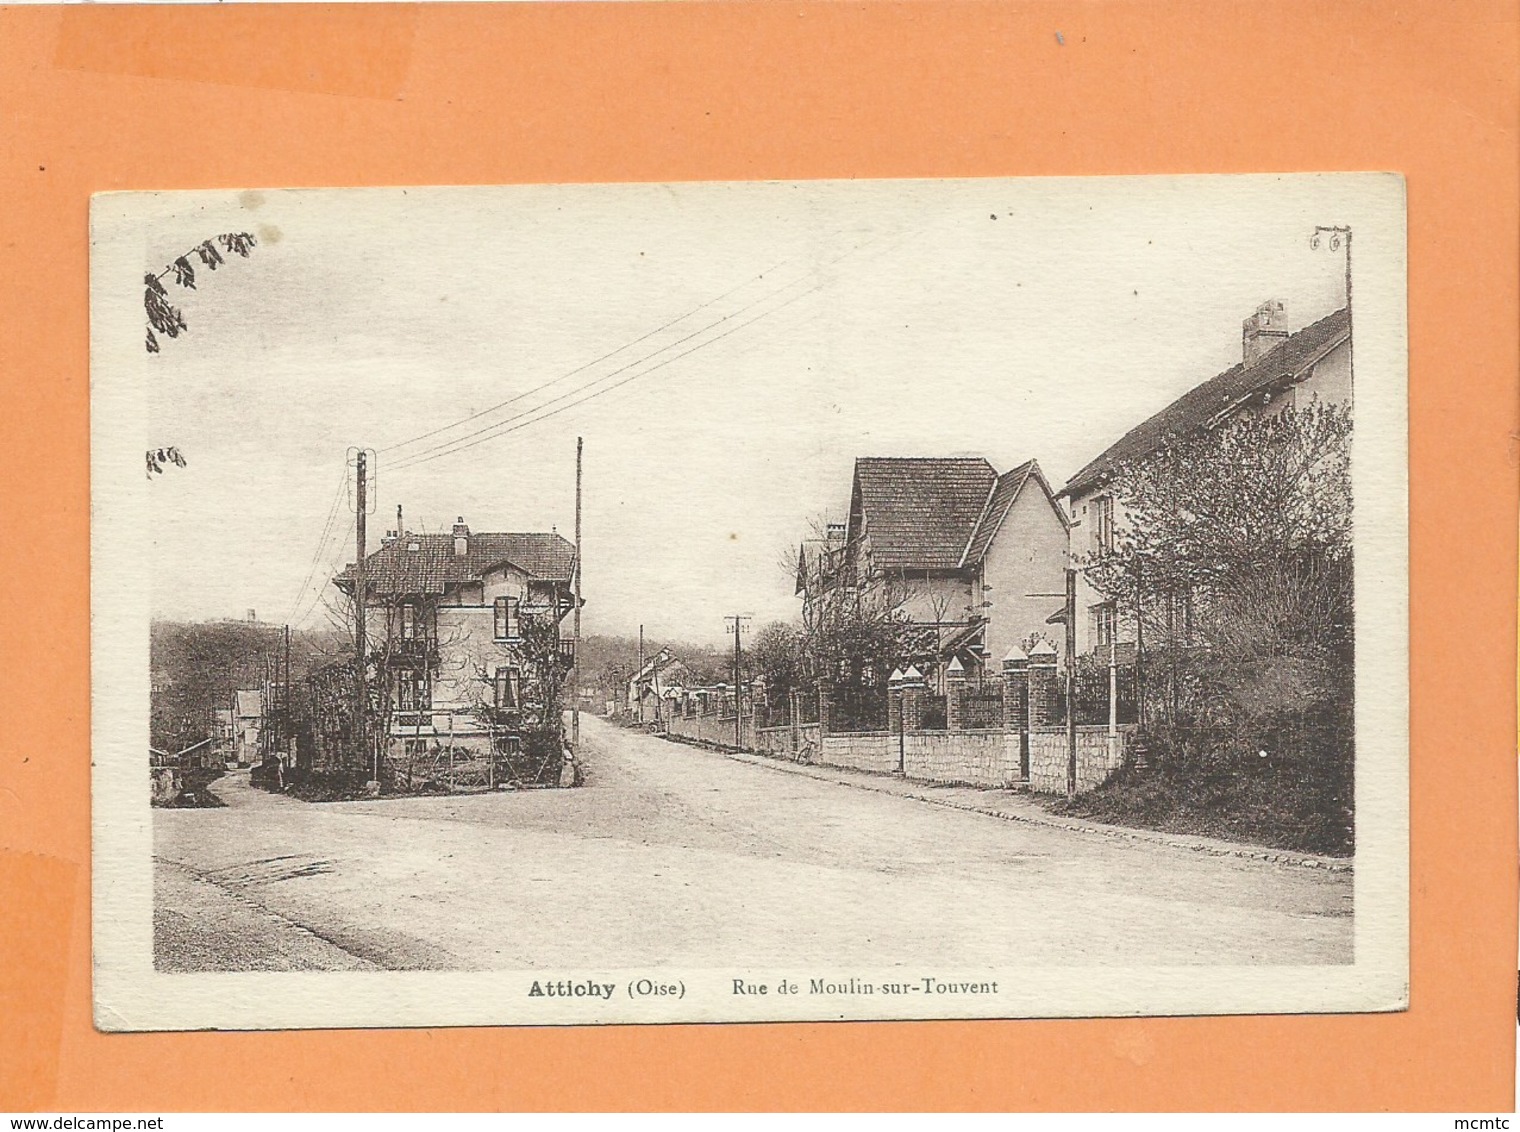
[[825, 522, 847, 543], [453, 516, 469, 556], [246, 609, 257, 623], [381, 530, 397, 548], [1242, 300, 1289, 366]]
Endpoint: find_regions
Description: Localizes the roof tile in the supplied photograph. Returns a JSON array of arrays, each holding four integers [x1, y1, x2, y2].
[[1060, 307, 1350, 498]]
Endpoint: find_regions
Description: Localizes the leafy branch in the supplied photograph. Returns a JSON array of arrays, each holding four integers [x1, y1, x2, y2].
[[146, 446, 188, 478], [144, 232, 258, 354]]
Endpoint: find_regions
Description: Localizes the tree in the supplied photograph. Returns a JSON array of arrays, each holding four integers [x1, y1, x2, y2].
[[749, 620, 802, 724], [799, 561, 913, 731], [145, 232, 258, 477], [1082, 400, 1353, 762], [1086, 400, 1350, 598], [145, 232, 258, 354]]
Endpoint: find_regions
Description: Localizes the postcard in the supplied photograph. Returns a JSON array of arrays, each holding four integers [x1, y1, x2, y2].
[[91, 174, 1408, 1030]]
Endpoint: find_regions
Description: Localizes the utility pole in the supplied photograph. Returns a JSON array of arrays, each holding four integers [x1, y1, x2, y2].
[[1064, 567, 1078, 799], [283, 623, 291, 765], [354, 449, 370, 785], [637, 624, 645, 722], [1026, 573, 1079, 798], [1312, 224, 1353, 400], [725, 614, 751, 747], [572, 436, 582, 751]]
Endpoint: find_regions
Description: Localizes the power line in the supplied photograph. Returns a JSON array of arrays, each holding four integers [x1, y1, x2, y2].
[[389, 260, 828, 470], [285, 466, 349, 629], [290, 522, 350, 631], [389, 223, 921, 474], [378, 253, 796, 456], [390, 279, 826, 473], [284, 467, 346, 623]]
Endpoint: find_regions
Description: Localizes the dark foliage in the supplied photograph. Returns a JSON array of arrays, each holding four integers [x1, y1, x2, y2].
[[150, 618, 346, 754]]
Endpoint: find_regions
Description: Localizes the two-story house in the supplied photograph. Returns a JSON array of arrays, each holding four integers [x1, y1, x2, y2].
[[1058, 301, 1352, 658], [815, 455, 1070, 691], [625, 648, 692, 724], [334, 517, 579, 768], [232, 689, 262, 766]]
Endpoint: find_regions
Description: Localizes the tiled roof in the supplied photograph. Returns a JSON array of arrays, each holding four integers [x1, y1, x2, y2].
[[795, 537, 846, 595], [335, 531, 577, 596], [960, 460, 1037, 568], [1060, 307, 1350, 499], [851, 457, 998, 571]]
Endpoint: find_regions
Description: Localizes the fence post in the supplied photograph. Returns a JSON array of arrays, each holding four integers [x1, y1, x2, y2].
[[945, 656, 967, 730], [1002, 646, 1029, 730], [1028, 640, 1059, 729], [818, 680, 832, 740], [901, 683, 925, 732]]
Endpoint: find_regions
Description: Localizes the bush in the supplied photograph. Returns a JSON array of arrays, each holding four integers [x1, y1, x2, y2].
[[1051, 716, 1353, 856]]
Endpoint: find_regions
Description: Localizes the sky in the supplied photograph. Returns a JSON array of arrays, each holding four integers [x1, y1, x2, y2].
[[134, 175, 1364, 646]]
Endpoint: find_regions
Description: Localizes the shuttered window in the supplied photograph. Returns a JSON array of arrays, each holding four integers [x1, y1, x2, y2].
[[494, 666, 521, 710], [493, 596, 520, 640]]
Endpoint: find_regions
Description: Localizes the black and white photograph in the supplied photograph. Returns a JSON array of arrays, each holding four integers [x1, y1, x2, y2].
[[90, 174, 1408, 1030]]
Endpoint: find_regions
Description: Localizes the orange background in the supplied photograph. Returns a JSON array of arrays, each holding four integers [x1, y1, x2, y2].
[[1, 0, 1516, 1112]]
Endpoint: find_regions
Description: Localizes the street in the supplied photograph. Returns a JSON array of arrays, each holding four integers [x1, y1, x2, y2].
[[154, 715, 1353, 972]]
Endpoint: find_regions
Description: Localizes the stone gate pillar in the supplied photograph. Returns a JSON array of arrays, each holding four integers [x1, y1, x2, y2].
[[901, 685, 926, 732], [945, 656, 968, 730], [1002, 645, 1029, 731], [1028, 640, 1059, 729]]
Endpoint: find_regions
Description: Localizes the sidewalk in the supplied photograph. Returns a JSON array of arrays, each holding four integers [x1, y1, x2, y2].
[[667, 735, 1353, 874]]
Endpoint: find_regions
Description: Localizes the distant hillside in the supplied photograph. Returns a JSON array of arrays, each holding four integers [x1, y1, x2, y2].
[[150, 619, 347, 751], [576, 633, 734, 706]]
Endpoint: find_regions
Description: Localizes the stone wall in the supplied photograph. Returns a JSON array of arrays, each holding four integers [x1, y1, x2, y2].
[[902, 730, 1021, 788], [150, 767, 181, 805], [815, 730, 1021, 787], [666, 716, 1129, 796], [665, 711, 754, 748], [1026, 726, 1130, 795], [817, 732, 899, 775], [753, 723, 820, 757]]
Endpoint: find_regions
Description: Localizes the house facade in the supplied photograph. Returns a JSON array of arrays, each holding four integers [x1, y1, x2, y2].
[[212, 708, 236, 767], [1058, 301, 1352, 658], [232, 689, 262, 766], [333, 517, 579, 769], [625, 648, 692, 724], [810, 456, 1070, 691]]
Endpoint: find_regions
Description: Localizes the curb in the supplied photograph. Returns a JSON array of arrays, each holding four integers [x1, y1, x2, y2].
[[654, 730, 1353, 875]]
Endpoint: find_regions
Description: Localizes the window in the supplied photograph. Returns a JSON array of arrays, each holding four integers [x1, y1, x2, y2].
[[493, 596, 520, 640], [494, 666, 521, 710], [401, 603, 418, 639], [1095, 603, 1117, 650], [1092, 496, 1115, 556], [397, 670, 429, 710]]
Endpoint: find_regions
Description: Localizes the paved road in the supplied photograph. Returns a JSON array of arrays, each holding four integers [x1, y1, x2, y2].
[[154, 715, 1353, 971]]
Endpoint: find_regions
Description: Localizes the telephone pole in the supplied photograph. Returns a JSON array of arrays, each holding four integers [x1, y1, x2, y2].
[[1026, 573, 1080, 798], [1064, 567, 1078, 799], [725, 614, 751, 747], [283, 623, 291, 763], [1311, 224, 1353, 400], [353, 449, 371, 785], [571, 436, 583, 751]]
